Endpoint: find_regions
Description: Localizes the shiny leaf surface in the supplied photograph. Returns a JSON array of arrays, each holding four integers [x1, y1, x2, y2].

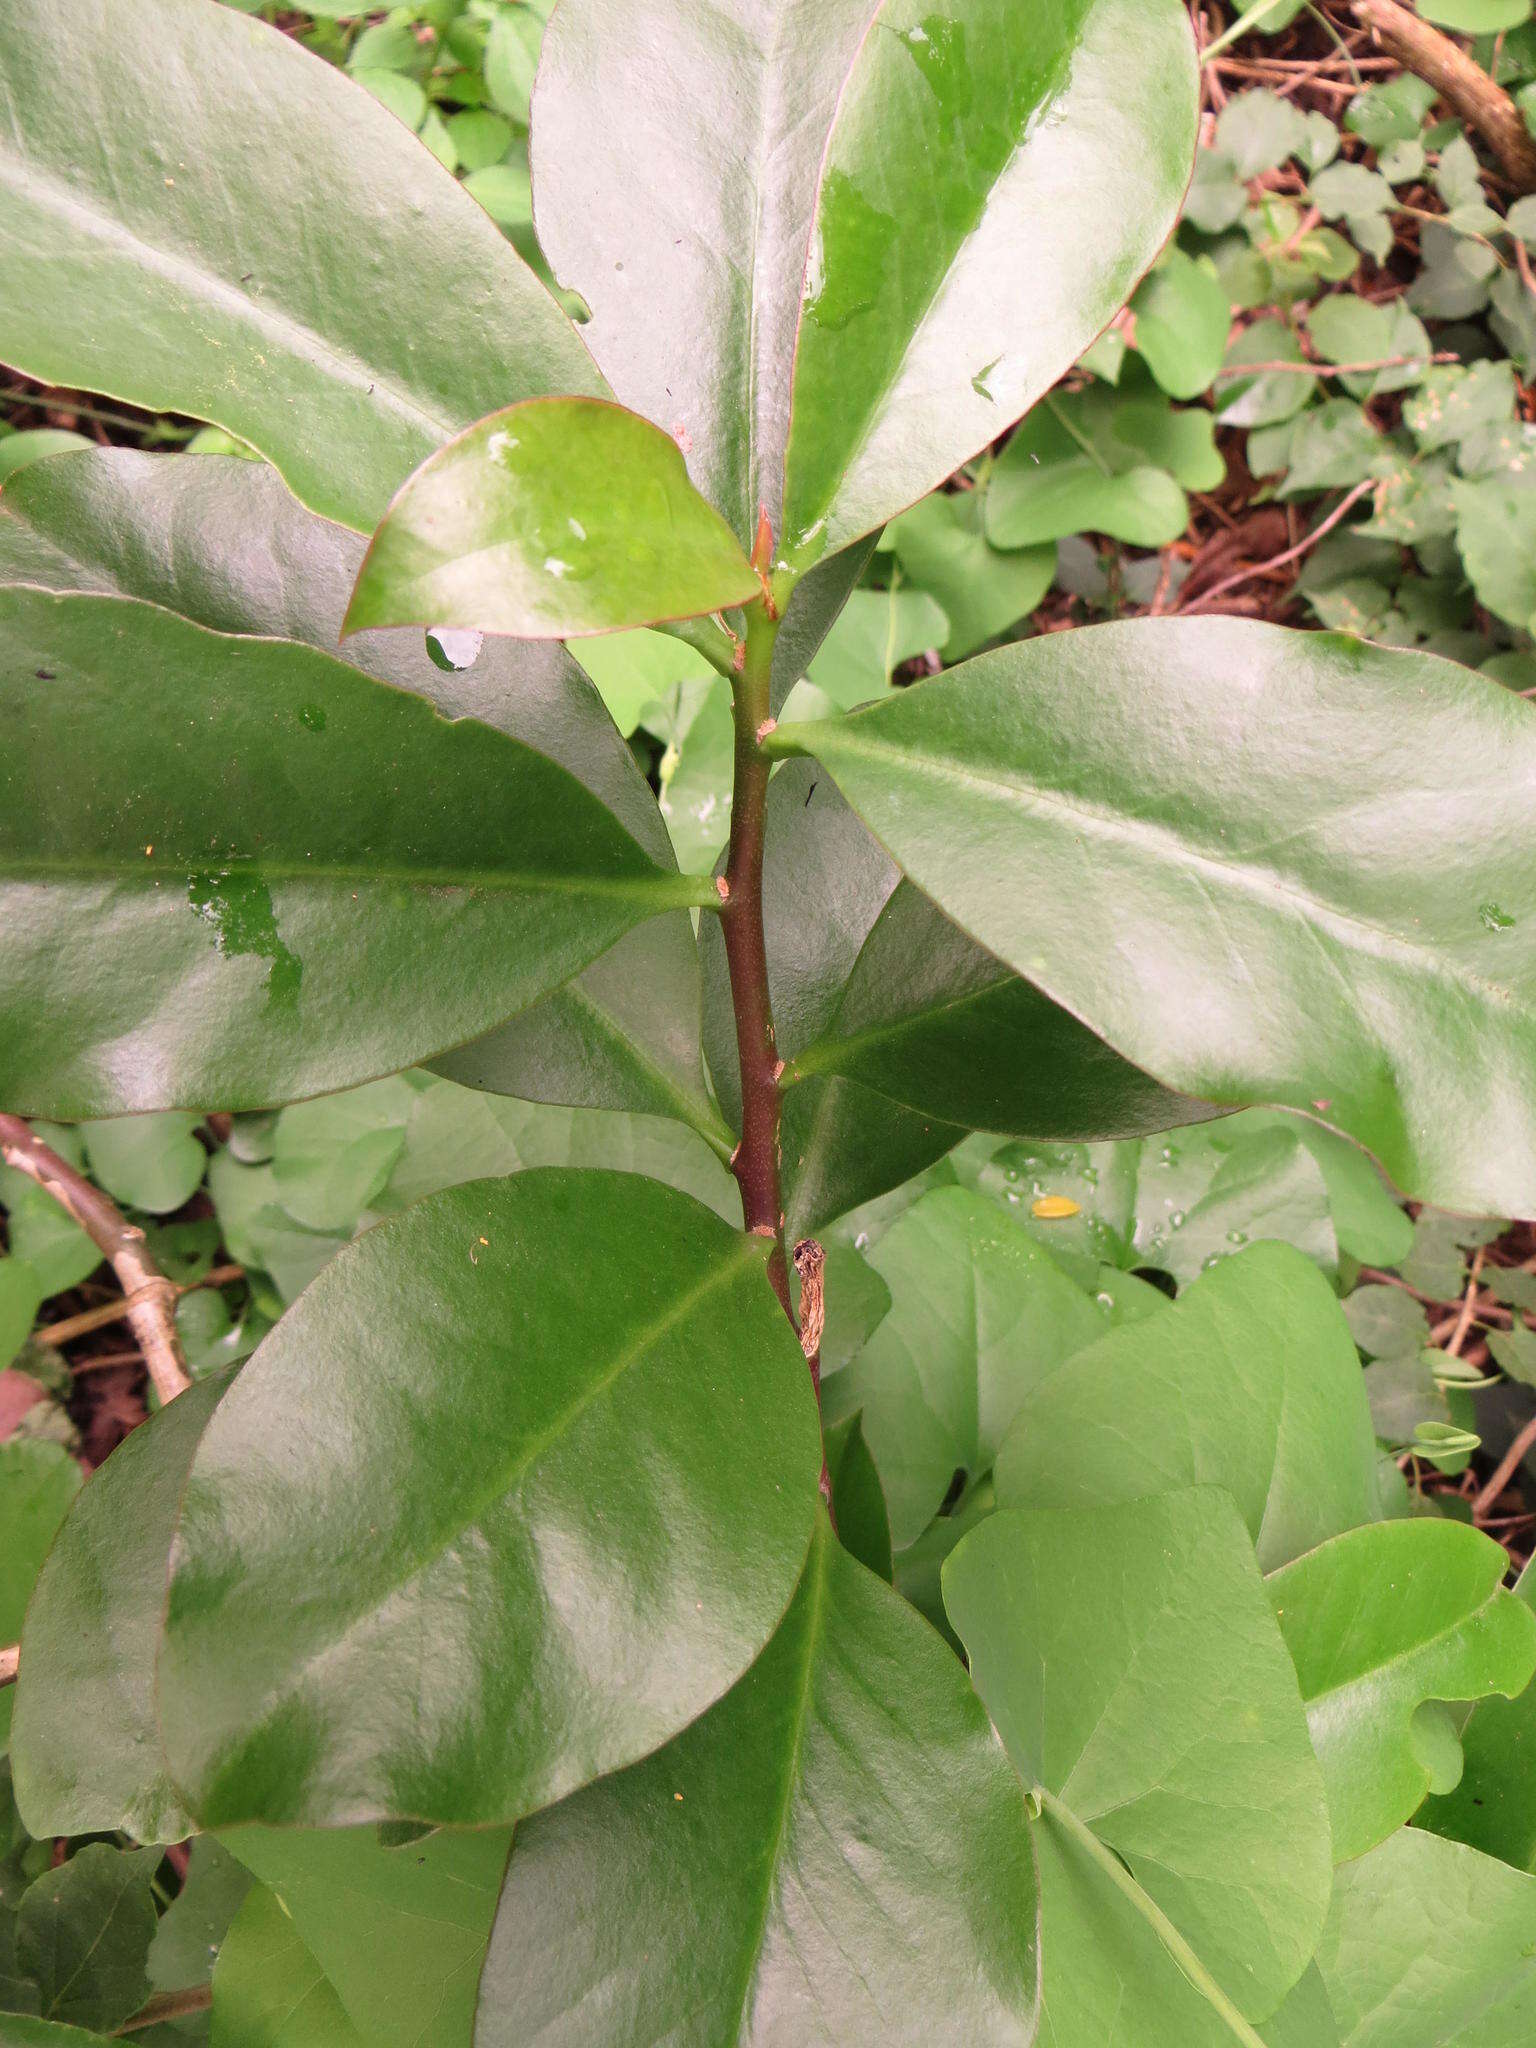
[[11, 1375, 227, 1843], [994, 1244, 1382, 1570], [0, 447, 710, 1125], [344, 399, 761, 640], [767, 618, 1536, 1213], [0, 0, 599, 533], [946, 1493, 1332, 2036], [780, 0, 1198, 557], [159, 1173, 821, 1828], [0, 588, 702, 1117], [476, 1515, 1041, 2047], [1270, 1520, 1536, 1861], [210, 1885, 364, 2048], [532, 0, 874, 546]]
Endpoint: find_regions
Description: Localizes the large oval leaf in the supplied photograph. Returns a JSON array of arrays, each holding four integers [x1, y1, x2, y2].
[[158, 1172, 822, 1828], [475, 1513, 1041, 2046], [767, 619, 1536, 1214], [0, 449, 717, 1129], [0, 588, 705, 1117], [533, 0, 874, 547], [779, 0, 1199, 558], [0, 0, 600, 533], [343, 399, 761, 640], [945, 1492, 1333, 2040], [11, 1373, 229, 1844], [1269, 1519, 1536, 1862], [994, 1243, 1383, 1570]]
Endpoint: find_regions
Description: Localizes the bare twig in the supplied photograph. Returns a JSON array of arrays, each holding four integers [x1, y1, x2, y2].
[[0, 1114, 191, 1404], [1349, 0, 1536, 192], [1474, 1411, 1536, 1521], [113, 1986, 214, 2035], [34, 1265, 244, 1349], [1178, 479, 1375, 612], [1211, 351, 1457, 377], [1446, 1247, 1486, 1358]]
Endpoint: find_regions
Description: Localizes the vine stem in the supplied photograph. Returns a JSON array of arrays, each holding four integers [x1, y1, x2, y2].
[[1034, 1788, 1270, 2048], [0, 1113, 191, 1406], [720, 604, 831, 1506]]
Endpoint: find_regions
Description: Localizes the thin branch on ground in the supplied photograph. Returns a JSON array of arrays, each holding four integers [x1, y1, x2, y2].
[[1211, 351, 1457, 377], [112, 1986, 214, 2036], [1177, 479, 1375, 612], [0, 1114, 192, 1405], [34, 1264, 245, 1349], [1347, 0, 1536, 191], [1475, 1412, 1536, 1522]]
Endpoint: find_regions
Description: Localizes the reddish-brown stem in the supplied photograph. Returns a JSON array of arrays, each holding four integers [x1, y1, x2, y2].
[[720, 607, 831, 1507], [113, 1985, 214, 2035], [0, 1113, 191, 1406]]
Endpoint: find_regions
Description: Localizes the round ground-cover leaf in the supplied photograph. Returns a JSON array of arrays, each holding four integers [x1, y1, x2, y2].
[[1268, 1520, 1536, 1863], [218, 1823, 511, 2048], [944, 1492, 1333, 2036], [11, 1373, 229, 1843], [210, 1884, 365, 2048], [79, 1112, 206, 1216], [887, 490, 1056, 661], [1421, 1558, 1536, 1869], [1314, 1829, 1536, 2046], [475, 1514, 1041, 2048], [0, 589, 707, 1119], [824, 1185, 1109, 1547], [0, 0, 601, 535], [765, 617, 1536, 1216], [789, 877, 1219, 1144], [994, 1243, 1383, 1571], [0, 1443, 80, 1751], [0, 448, 716, 1130], [532, 0, 875, 548], [158, 1172, 822, 1829], [779, 0, 1198, 560], [343, 398, 761, 641]]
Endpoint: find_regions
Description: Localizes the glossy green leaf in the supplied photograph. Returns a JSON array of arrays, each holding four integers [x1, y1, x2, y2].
[[1269, 1519, 1536, 1862], [995, 1244, 1383, 1570], [790, 878, 1217, 1144], [0, 587, 703, 1118], [210, 1886, 364, 2048], [779, 0, 1198, 557], [0, 448, 712, 1130], [532, 0, 874, 547], [345, 398, 760, 640], [14, 1845, 159, 2034], [825, 1185, 1107, 1545], [1417, 1559, 1536, 1869], [0, 1444, 80, 1750], [0, 432, 90, 483], [11, 1374, 228, 1842], [766, 617, 1536, 1215], [822, 1413, 894, 1581], [476, 1514, 1041, 2047], [159, 1172, 821, 1829], [945, 1492, 1332, 2036], [0, 0, 600, 533], [1314, 1829, 1536, 2046], [218, 1824, 510, 2048]]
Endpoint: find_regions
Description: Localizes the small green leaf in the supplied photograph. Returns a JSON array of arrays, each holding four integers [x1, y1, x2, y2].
[[0, 1443, 80, 1750], [15, 1845, 160, 2034], [995, 1243, 1382, 1569], [210, 1885, 364, 2048], [1131, 248, 1231, 398], [1269, 1519, 1536, 1861], [888, 490, 1054, 658], [79, 1112, 206, 1216], [805, 587, 949, 709], [345, 398, 760, 640]]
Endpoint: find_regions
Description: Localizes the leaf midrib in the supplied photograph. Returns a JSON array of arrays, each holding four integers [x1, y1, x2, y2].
[[808, 726, 1535, 1025], [0, 855, 696, 907], [0, 149, 453, 451]]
